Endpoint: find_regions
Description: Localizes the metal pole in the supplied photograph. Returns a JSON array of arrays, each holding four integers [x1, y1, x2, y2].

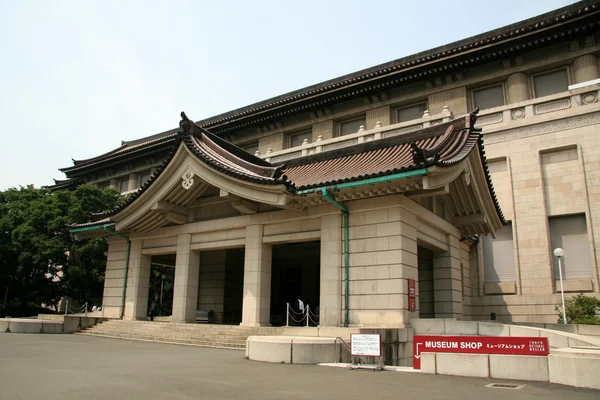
[[286, 303, 289, 327], [558, 256, 567, 325], [306, 305, 310, 327], [160, 274, 165, 317], [65, 300, 68, 316]]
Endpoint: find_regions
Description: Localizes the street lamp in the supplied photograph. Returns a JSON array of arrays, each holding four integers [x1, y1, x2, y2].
[[159, 274, 166, 317], [553, 248, 567, 325]]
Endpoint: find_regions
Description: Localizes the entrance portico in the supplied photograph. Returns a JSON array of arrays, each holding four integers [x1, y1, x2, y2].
[[72, 110, 504, 328]]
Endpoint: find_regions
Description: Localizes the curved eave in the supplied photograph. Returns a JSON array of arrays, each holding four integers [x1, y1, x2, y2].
[[105, 142, 292, 232], [60, 134, 177, 175]]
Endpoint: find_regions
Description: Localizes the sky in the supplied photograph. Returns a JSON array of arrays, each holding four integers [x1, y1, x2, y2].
[[0, 0, 576, 190]]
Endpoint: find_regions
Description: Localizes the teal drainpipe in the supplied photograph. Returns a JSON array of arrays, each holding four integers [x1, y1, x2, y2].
[[321, 188, 350, 328], [69, 223, 131, 319], [298, 168, 429, 328]]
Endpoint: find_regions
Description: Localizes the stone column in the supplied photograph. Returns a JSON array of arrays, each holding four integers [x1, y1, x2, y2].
[[506, 73, 529, 104], [240, 225, 272, 327], [319, 214, 343, 326], [573, 54, 599, 84], [123, 239, 151, 320], [432, 234, 464, 319], [127, 173, 139, 192], [172, 234, 200, 323]]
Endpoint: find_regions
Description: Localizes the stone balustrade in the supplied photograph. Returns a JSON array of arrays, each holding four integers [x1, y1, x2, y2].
[[259, 84, 600, 164]]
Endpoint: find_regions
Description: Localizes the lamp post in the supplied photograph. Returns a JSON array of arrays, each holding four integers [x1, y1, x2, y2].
[[553, 248, 567, 325], [159, 274, 166, 317]]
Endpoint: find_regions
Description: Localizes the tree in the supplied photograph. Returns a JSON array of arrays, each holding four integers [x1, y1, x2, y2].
[[0, 185, 120, 316], [556, 294, 600, 325]]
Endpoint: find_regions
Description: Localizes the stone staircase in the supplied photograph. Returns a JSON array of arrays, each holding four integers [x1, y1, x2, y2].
[[75, 320, 283, 350]]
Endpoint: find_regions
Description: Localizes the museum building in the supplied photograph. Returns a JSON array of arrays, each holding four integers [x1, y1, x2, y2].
[[61, 1, 600, 326]]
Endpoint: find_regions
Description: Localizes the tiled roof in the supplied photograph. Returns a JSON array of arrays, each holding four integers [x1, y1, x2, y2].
[[91, 113, 293, 220], [283, 118, 470, 189], [283, 110, 506, 224], [49, 178, 83, 191], [72, 110, 505, 231]]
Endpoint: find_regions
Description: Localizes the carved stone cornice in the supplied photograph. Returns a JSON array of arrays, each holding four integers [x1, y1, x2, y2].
[[483, 111, 600, 144]]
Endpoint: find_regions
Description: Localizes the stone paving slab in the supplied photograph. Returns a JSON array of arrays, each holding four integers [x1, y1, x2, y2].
[[1, 334, 599, 400]]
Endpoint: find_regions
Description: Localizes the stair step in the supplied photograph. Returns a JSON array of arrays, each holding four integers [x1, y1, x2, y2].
[[75, 331, 245, 350], [81, 329, 247, 344], [78, 320, 288, 350]]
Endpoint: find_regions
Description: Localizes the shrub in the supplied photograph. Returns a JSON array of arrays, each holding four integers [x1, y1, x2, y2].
[[556, 294, 600, 325]]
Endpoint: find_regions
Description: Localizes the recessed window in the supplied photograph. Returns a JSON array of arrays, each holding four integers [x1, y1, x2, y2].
[[289, 131, 312, 148], [139, 171, 151, 187], [119, 179, 129, 193], [549, 214, 593, 279], [242, 143, 259, 155], [533, 69, 569, 98], [396, 103, 427, 123], [98, 182, 110, 190], [473, 85, 505, 110], [339, 117, 366, 136], [483, 223, 516, 283]]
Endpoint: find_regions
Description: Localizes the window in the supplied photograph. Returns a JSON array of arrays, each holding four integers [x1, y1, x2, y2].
[[549, 214, 593, 279], [533, 69, 569, 98], [242, 143, 259, 155], [339, 117, 366, 136], [473, 85, 504, 110], [289, 131, 312, 148], [139, 171, 151, 187], [98, 182, 110, 190], [396, 103, 427, 123], [119, 179, 129, 193], [482, 223, 516, 283]]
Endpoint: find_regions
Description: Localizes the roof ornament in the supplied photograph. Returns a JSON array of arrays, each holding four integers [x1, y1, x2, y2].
[[182, 169, 195, 190], [410, 142, 440, 165], [464, 167, 471, 186], [179, 111, 193, 135]]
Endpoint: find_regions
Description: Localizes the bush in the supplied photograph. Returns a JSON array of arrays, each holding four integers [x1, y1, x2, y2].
[[556, 294, 600, 325]]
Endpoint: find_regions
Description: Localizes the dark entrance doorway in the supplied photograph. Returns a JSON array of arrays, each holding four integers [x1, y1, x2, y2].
[[198, 248, 245, 325], [270, 241, 320, 326], [148, 254, 176, 319], [417, 246, 435, 318]]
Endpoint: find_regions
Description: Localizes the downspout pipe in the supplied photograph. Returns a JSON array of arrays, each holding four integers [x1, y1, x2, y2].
[[321, 188, 350, 328], [101, 225, 131, 319], [299, 169, 429, 327]]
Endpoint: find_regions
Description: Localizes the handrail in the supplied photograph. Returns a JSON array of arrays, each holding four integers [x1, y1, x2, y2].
[[335, 336, 368, 365]]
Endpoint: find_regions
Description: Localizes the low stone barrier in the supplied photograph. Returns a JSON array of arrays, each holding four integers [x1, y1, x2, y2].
[[1, 315, 103, 334], [246, 336, 347, 364], [421, 348, 600, 390]]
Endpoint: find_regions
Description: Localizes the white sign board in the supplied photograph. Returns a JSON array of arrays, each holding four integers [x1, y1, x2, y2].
[[350, 334, 381, 357]]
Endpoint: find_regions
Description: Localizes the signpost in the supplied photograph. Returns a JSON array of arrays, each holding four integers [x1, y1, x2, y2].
[[351, 334, 382, 357], [413, 335, 549, 369], [350, 334, 383, 371], [407, 279, 416, 312]]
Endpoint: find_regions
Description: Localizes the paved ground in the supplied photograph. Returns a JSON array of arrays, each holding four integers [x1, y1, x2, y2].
[[0, 334, 598, 400]]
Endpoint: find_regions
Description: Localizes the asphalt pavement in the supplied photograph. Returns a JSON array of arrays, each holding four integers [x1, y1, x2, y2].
[[0, 334, 597, 400]]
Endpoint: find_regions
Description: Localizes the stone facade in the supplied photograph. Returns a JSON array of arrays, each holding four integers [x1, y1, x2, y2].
[[65, 3, 600, 327]]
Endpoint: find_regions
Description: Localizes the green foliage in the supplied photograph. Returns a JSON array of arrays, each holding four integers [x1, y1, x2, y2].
[[0, 184, 120, 316], [556, 294, 600, 325]]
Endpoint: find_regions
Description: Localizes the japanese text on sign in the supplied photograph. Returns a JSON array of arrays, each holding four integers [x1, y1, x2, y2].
[[351, 334, 381, 357], [412, 335, 549, 369]]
